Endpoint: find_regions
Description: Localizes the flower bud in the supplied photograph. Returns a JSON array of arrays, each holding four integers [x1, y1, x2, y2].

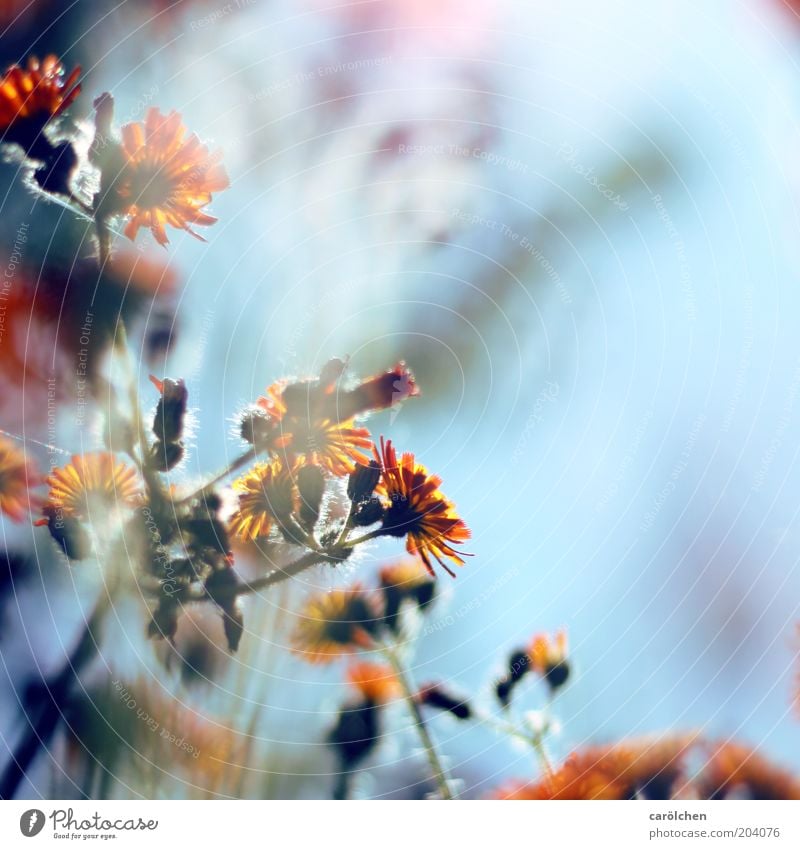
[[417, 683, 472, 720], [239, 407, 275, 448], [297, 464, 325, 528], [148, 598, 179, 642], [147, 439, 184, 472], [149, 375, 188, 444], [346, 461, 381, 503], [352, 497, 385, 527], [37, 510, 91, 561]]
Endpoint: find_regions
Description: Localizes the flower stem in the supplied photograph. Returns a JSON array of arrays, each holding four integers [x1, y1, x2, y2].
[[381, 644, 455, 800], [235, 550, 330, 596]]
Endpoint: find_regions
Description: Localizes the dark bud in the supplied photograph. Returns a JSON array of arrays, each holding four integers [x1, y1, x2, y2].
[[328, 700, 380, 772], [417, 683, 472, 720], [381, 577, 436, 634], [181, 515, 231, 558], [147, 439, 184, 472], [297, 464, 325, 528], [222, 599, 244, 653], [545, 660, 570, 692], [352, 497, 385, 527], [495, 649, 531, 708], [148, 599, 180, 642], [239, 407, 275, 448], [347, 460, 381, 503], [334, 362, 418, 420], [40, 511, 91, 561], [149, 375, 188, 444], [33, 141, 79, 196]]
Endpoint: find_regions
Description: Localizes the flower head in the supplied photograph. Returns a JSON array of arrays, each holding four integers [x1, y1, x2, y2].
[[492, 736, 695, 800], [40, 452, 139, 519], [229, 459, 295, 540], [292, 585, 380, 663], [0, 55, 81, 149], [0, 436, 39, 522], [697, 742, 800, 800], [528, 629, 570, 691], [105, 107, 229, 246], [374, 437, 470, 577], [346, 662, 401, 704]]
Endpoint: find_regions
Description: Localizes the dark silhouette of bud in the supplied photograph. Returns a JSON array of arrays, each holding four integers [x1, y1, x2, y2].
[[147, 439, 184, 472], [297, 464, 325, 528], [352, 497, 385, 527], [148, 599, 179, 642], [379, 563, 436, 633], [37, 510, 91, 561], [318, 357, 347, 391], [33, 141, 79, 196], [328, 700, 381, 800], [239, 407, 275, 448], [417, 683, 472, 720], [149, 375, 188, 444], [347, 461, 381, 503], [495, 649, 531, 708], [334, 362, 418, 420], [222, 599, 244, 653]]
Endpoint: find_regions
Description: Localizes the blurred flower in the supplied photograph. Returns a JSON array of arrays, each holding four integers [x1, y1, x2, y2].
[[97, 106, 229, 246], [0, 436, 39, 522], [40, 452, 140, 518], [697, 741, 800, 800], [416, 681, 472, 720], [228, 459, 295, 540], [0, 55, 81, 151], [346, 661, 401, 704], [528, 629, 570, 692], [492, 736, 695, 800], [379, 559, 436, 631], [292, 585, 380, 663], [374, 437, 470, 577]]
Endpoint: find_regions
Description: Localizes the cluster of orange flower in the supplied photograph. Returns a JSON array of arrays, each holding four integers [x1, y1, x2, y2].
[[0, 55, 228, 254]]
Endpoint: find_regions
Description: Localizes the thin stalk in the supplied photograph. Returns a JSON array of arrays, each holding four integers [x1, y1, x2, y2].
[[235, 550, 330, 596], [381, 644, 454, 800]]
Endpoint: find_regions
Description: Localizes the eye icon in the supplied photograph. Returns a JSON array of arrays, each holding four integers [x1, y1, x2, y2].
[[19, 809, 45, 837]]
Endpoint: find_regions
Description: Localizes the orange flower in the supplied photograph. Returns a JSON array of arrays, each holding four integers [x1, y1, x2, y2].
[[110, 108, 229, 246], [0, 436, 39, 522], [228, 459, 295, 540], [291, 585, 380, 664], [0, 55, 80, 146], [528, 629, 570, 691], [40, 452, 140, 519], [697, 741, 800, 800], [253, 378, 373, 476], [492, 735, 695, 800], [374, 437, 470, 577], [347, 662, 401, 704]]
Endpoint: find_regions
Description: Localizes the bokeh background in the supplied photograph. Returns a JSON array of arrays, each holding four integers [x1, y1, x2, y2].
[[2, 0, 800, 799]]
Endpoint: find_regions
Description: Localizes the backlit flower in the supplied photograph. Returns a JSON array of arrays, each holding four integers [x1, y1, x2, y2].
[[374, 437, 470, 577], [346, 662, 401, 704], [697, 741, 800, 800], [0, 55, 81, 149], [379, 558, 436, 631], [228, 459, 295, 540], [492, 735, 695, 800], [292, 585, 380, 663], [253, 379, 373, 476], [105, 107, 229, 246], [528, 629, 570, 691], [0, 436, 39, 522], [40, 452, 139, 518]]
